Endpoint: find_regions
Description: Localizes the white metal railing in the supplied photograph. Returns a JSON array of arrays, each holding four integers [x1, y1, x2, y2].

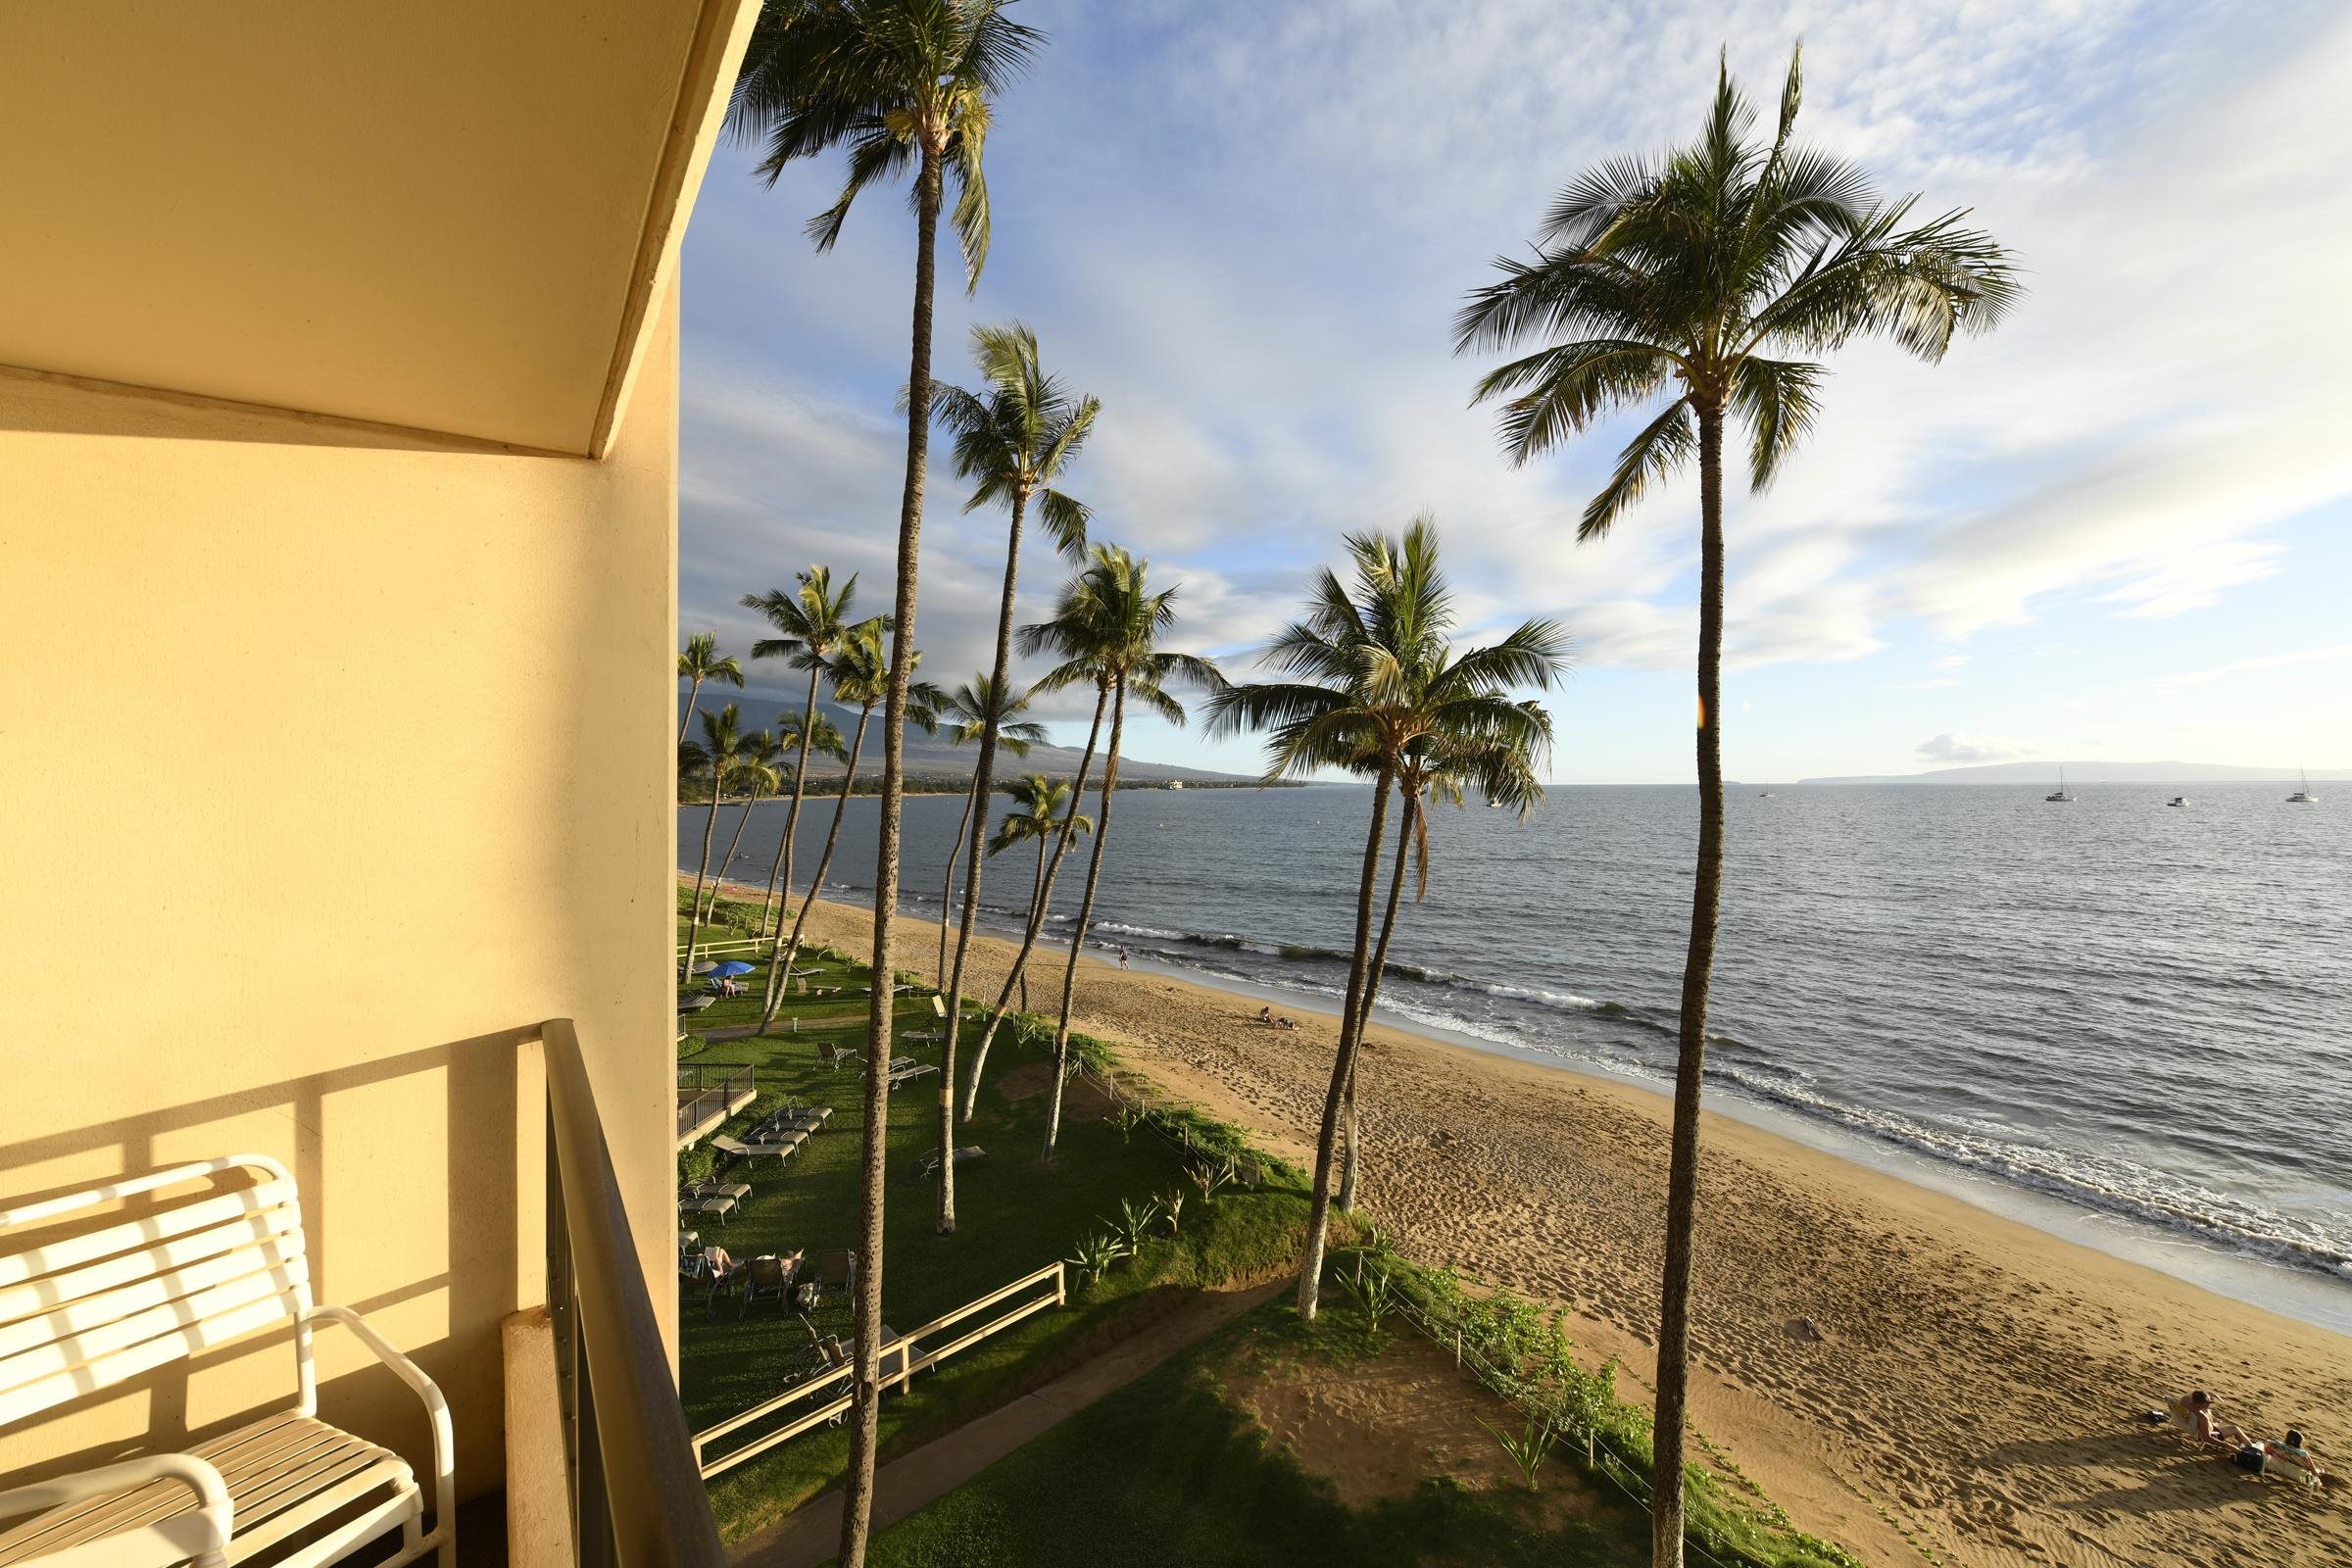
[[690, 1261, 1065, 1479]]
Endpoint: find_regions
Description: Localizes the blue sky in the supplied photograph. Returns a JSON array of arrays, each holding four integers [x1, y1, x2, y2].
[[678, 0, 2352, 784]]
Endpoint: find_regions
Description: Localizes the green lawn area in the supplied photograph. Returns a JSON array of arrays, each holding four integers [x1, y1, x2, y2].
[[673, 891, 1328, 1545], [867, 1297, 1655, 1568]]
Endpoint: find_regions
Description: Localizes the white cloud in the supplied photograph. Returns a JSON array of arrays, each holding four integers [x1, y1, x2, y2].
[[2149, 644, 2352, 692], [1917, 732, 2035, 763]]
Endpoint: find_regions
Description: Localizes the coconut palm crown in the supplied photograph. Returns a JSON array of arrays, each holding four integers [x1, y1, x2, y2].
[[728, 0, 1043, 293], [1452, 47, 2020, 530]]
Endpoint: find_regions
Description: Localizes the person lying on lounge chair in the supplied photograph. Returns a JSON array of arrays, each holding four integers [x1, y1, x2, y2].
[[2157, 1390, 2250, 1446]]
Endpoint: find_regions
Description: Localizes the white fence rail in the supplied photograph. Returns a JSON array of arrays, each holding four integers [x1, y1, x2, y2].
[[691, 1260, 1066, 1479]]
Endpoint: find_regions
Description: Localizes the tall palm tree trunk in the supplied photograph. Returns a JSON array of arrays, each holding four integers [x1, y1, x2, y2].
[[678, 678, 702, 746], [1652, 406, 1726, 1568], [1297, 766, 1396, 1320], [770, 710, 870, 1020], [1041, 682, 1125, 1161], [760, 663, 826, 943], [960, 685, 1106, 1121], [682, 771, 725, 981], [840, 140, 941, 1568], [938, 776, 978, 986], [708, 790, 760, 924], [937, 490, 1027, 1231], [1022, 836, 1045, 1012], [1340, 787, 1415, 1211]]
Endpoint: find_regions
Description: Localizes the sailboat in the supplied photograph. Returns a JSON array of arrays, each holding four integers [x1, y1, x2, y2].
[[2287, 770, 2318, 804], [2045, 767, 2076, 803]]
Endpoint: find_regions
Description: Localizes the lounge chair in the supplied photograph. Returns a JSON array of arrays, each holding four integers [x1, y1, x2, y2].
[[918, 1146, 984, 1181], [886, 1058, 938, 1088], [759, 1106, 831, 1137], [677, 993, 717, 1013], [817, 1044, 860, 1071], [679, 1189, 737, 1223], [712, 1132, 803, 1162], [685, 1179, 752, 1203], [739, 1252, 802, 1317], [807, 1249, 856, 1310]]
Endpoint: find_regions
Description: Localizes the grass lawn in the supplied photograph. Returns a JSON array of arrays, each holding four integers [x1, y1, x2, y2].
[[866, 1296, 1657, 1568], [673, 892, 1326, 1545]]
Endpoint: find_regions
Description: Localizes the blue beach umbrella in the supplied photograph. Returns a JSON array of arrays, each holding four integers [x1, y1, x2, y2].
[[707, 960, 756, 979]]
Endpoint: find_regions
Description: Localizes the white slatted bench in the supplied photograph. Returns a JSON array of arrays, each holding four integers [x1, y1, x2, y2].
[[0, 1157, 452, 1567]]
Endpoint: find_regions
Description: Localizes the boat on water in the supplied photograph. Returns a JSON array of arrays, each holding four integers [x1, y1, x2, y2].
[[1758, 791, 1774, 798], [2287, 769, 2318, 804], [2045, 767, 2076, 803], [2167, 796, 2187, 808]]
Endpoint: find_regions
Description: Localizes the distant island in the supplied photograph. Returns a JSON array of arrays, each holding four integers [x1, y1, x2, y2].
[[1799, 760, 2343, 785]]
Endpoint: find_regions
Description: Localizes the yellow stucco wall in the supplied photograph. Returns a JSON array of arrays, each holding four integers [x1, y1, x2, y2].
[[0, 288, 683, 1501]]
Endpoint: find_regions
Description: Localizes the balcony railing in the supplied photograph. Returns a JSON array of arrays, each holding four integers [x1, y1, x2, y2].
[[542, 1019, 726, 1567], [674, 1063, 756, 1146]]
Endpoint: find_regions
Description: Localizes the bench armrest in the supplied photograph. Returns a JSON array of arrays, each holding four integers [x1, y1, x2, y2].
[[0, 1452, 232, 1566], [303, 1304, 454, 1553]]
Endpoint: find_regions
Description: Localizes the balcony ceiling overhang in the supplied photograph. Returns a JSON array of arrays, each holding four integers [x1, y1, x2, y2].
[[0, 1, 756, 456]]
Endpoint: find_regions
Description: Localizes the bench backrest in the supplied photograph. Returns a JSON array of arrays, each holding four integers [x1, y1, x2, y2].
[[0, 1156, 314, 1429]]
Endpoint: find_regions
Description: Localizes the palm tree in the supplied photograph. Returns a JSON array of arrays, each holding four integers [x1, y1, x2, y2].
[[729, 9, 1044, 1553], [677, 631, 746, 746], [1452, 49, 2017, 1565], [985, 772, 1091, 1011], [933, 674, 1049, 988], [708, 730, 785, 923], [743, 566, 859, 942], [679, 704, 749, 983], [1018, 549, 1219, 1163], [764, 620, 943, 1031], [1338, 723, 1548, 1210], [1205, 520, 1564, 1320], [927, 321, 1098, 1228]]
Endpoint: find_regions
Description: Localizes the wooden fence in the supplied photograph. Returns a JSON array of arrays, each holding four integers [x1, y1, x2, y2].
[[691, 1260, 1066, 1479]]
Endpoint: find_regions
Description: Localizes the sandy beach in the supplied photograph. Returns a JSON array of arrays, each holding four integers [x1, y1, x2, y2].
[[718, 887, 2352, 1566]]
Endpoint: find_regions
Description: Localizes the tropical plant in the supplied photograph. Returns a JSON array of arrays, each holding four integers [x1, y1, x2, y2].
[[742, 566, 860, 939], [1108, 1196, 1160, 1254], [1452, 48, 2017, 1563], [927, 321, 1098, 1228], [729, 6, 1044, 1550], [1340, 1252, 1399, 1333], [1478, 1413, 1558, 1494], [995, 548, 1219, 1162], [933, 674, 1048, 987], [677, 631, 746, 745], [1063, 1228, 1129, 1290], [1205, 519, 1564, 1322], [985, 773, 1091, 1010], [708, 730, 784, 922], [763, 619, 943, 1032], [1159, 1186, 1185, 1236], [1187, 1154, 1235, 1205], [679, 703, 748, 982], [1340, 718, 1549, 1210]]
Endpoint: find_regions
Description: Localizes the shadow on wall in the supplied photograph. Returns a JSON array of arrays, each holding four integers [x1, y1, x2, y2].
[[0, 1028, 539, 1496]]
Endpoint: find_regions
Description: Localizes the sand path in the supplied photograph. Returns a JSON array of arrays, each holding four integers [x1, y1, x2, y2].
[[755, 889, 2351, 1567]]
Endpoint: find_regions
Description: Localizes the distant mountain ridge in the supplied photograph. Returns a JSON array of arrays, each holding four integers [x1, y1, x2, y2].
[[1799, 760, 2345, 785], [681, 691, 1265, 785]]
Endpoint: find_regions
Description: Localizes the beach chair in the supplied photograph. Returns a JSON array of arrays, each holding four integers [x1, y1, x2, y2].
[[738, 1253, 801, 1318], [807, 1249, 856, 1311], [711, 1132, 803, 1163], [0, 1156, 454, 1567], [917, 1146, 984, 1181], [886, 1057, 938, 1088], [685, 1180, 752, 1204], [679, 1189, 737, 1224], [817, 1044, 860, 1071]]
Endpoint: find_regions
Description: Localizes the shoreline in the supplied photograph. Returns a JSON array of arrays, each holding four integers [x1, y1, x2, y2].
[[710, 883, 2352, 1564]]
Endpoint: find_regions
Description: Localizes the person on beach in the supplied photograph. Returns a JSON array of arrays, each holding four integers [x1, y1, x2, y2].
[[1257, 1005, 1273, 1024], [1118, 947, 1129, 969], [2249, 1429, 2328, 1484], [2164, 1390, 2250, 1446]]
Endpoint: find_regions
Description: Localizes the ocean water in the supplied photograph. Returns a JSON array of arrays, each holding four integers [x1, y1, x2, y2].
[[682, 781, 2352, 1318]]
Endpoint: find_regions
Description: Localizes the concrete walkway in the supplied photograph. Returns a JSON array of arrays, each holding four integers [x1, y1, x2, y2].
[[729, 1280, 1287, 1567]]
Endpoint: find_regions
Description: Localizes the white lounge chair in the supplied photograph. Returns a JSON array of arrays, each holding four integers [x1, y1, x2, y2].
[[711, 1132, 803, 1162], [0, 1156, 453, 1567]]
